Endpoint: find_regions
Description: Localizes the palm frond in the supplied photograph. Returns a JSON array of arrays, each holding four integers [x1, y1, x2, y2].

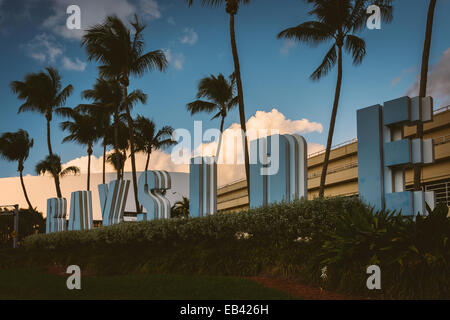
[[310, 44, 337, 80]]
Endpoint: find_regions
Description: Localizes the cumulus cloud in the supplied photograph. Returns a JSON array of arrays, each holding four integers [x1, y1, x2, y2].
[[164, 49, 185, 70], [42, 0, 160, 40], [61, 109, 324, 187], [407, 48, 450, 105], [62, 56, 87, 71], [180, 27, 198, 45]]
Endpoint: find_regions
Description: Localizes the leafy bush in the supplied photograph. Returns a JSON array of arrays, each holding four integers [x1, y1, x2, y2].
[[2, 198, 449, 299]]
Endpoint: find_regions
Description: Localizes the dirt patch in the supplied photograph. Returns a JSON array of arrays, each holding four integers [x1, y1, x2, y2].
[[249, 276, 364, 300]]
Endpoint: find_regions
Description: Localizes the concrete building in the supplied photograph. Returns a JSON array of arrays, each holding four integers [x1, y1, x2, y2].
[[218, 106, 450, 212]]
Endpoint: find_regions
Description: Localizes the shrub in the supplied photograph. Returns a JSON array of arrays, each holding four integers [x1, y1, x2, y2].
[[2, 198, 449, 299]]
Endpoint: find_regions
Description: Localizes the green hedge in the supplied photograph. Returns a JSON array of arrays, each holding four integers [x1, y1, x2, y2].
[[3, 198, 449, 299]]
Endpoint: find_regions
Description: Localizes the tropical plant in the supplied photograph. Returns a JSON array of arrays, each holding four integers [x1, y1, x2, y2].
[[0, 130, 34, 211], [10, 67, 73, 198], [80, 78, 124, 181], [35, 155, 80, 186], [187, 73, 238, 158], [171, 197, 190, 218], [60, 109, 101, 191], [186, 0, 251, 197], [105, 115, 130, 179], [134, 115, 175, 176], [278, 0, 393, 198], [414, 0, 438, 191], [82, 14, 168, 213]]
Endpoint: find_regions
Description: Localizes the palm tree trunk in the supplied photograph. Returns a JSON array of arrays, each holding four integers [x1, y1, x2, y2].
[[229, 13, 250, 198], [414, 0, 437, 191], [46, 116, 62, 198], [114, 111, 121, 181], [19, 167, 33, 211], [102, 138, 106, 185], [87, 145, 92, 191], [319, 45, 343, 198], [123, 84, 141, 214], [216, 116, 225, 159]]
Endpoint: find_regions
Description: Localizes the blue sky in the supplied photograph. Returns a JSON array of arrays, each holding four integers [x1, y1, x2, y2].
[[0, 0, 449, 178]]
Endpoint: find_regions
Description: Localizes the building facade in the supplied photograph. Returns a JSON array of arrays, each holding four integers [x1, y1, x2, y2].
[[218, 106, 450, 212]]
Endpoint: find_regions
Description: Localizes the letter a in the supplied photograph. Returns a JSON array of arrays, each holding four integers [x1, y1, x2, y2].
[[366, 5, 381, 30], [366, 265, 381, 290], [66, 265, 81, 290], [66, 5, 81, 30]]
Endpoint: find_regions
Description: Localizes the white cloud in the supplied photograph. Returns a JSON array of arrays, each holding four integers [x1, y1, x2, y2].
[[63, 149, 188, 177], [281, 39, 296, 55], [407, 48, 450, 106], [139, 0, 161, 20], [180, 27, 198, 45], [23, 33, 63, 63], [42, 0, 160, 40], [164, 49, 185, 70], [60, 109, 323, 187], [62, 56, 87, 71]]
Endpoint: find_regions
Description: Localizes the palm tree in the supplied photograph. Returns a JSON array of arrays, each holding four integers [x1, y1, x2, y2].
[[278, 0, 393, 198], [187, 73, 238, 158], [134, 115, 176, 180], [186, 0, 251, 197], [106, 151, 127, 180], [10, 67, 73, 198], [80, 78, 123, 181], [414, 0, 437, 191], [0, 130, 34, 211], [171, 196, 190, 218], [60, 109, 100, 191], [35, 155, 80, 189], [105, 116, 130, 180], [82, 14, 168, 213]]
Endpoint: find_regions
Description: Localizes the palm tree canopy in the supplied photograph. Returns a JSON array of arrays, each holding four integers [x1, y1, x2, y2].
[[106, 151, 126, 172], [0, 130, 34, 169], [105, 115, 130, 150], [187, 73, 238, 120], [35, 154, 80, 177], [278, 0, 393, 80], [10, 67, 73, 118], [134, 115, 176, 154], [60, 109, 100, 148], [81, 15, 168, 84]]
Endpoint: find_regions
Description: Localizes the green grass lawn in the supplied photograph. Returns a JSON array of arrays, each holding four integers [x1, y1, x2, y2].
[[0, 268, 294, 300]]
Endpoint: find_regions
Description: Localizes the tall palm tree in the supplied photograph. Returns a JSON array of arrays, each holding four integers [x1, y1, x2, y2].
[[186, 0, 251, 197], [105, 116, 130, 180], [80, 78, 123, 181], [10, 67, 73, 198], [60, 109, 100, 191], [35, 155, 80, 188], [82, 14, 167, 213], [0, 130, 34, 211], [278, 0, 393, 198], [187, 73, 238, 158], [134, 115, 176, 179], [414, 0, 437, 191]]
